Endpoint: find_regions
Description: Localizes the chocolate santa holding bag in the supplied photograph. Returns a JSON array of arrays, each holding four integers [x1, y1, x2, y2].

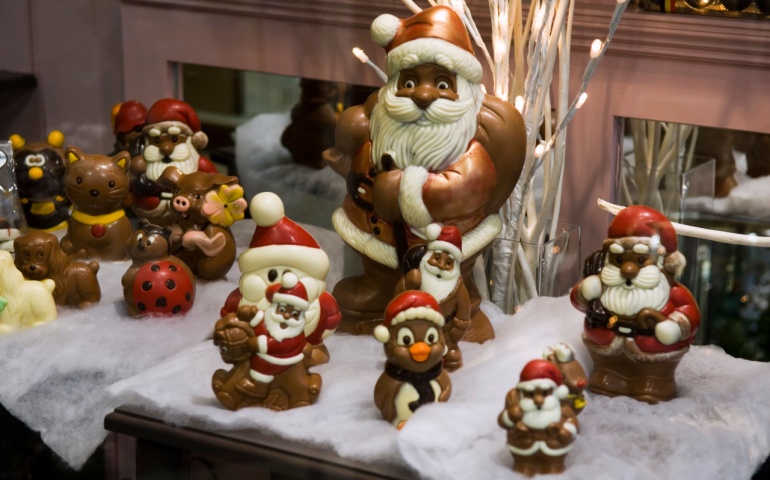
[[571, 205, 700, 403], [498, 359, 579, 476], [212, 271, 322, 411]]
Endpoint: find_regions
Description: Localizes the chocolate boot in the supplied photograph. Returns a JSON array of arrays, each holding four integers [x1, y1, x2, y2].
[[333, 254, 400, 334], [443, 347, 463, 372]]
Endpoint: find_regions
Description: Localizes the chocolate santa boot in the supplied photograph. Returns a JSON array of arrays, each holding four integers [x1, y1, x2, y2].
[[460, 256, 495, 343], [443, 347, 463, 372], [333, 253, 400, 334], [586, 350, 631, 398], [629, 359, 680, 403], [235, 376, 270, 401]]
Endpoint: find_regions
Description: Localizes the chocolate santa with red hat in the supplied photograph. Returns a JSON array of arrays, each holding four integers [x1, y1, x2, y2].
[[131, 98, 218, 222], [498, 359, 579, 476], [396, 223, 470, 371], [571, 205, 700, 403], [212, 271, 323, 411], [324, 6, 526, 342], [221, 192, 340, 367], [111, 100, 147, 157], [373, 290, 452, 429]]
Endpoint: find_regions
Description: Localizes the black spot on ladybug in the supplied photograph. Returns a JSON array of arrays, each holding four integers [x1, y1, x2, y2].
[[142, 281, 152, 291], [172, 305, 181, 314], [185, 292, 191, 302], [156, 297, 167, 307], [151, 264, 160, 272], [137, 302, 146, 311], [169, 264, 177, 272], [166, 279, 176, 290]]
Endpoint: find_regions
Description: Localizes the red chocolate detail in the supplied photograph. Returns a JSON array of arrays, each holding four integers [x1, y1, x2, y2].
[[131, 260, 195, 317]]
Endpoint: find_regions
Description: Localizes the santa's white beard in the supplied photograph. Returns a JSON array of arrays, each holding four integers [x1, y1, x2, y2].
[[600, 263, 670, 316], [420, 256, 460, 302], [520, 395, 562, 429], [264, 308, 305, 342], [143, 139, 199, 180], [370, 76, 483, 172]]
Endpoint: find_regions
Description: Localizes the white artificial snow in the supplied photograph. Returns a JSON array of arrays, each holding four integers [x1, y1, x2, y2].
[[0, 219, 342, 469], [107, 296, 770, 479]]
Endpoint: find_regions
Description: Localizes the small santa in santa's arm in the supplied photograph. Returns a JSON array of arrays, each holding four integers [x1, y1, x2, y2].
[[570, 205, 700, 403], [395, 223, 470, 371], [498, 359, 579, 476], [220, 192, 340, 367], [130, 98, 218, 222]]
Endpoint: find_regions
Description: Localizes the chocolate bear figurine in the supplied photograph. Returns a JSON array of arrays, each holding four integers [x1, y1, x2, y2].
[[498, 359, 579, 476], [9, 131, 70, 231], [570, 205, 700, 403], [373, 290, 451, 429], [0, 250, 57, 334], [212, 272, 322, 411], [122, 219, 195, 317], [60, 146, 132, 261], [157, 166, 244, 280], [13, 230, 101, 308]]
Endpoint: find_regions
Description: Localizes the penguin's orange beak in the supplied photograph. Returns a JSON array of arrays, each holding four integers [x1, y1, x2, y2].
[[409, 342, 431, 362]]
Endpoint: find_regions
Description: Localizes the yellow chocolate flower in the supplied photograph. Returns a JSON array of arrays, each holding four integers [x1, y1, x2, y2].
[[203, 185, 247, 227]]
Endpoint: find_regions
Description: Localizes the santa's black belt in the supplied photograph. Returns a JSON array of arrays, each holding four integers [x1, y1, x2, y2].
[[606, 316, 654, 337]]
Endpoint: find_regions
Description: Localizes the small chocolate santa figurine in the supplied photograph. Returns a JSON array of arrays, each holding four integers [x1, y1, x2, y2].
[[498, 359, 579, 476], [111, 100, 147, 157], [373, 290, 451, 428], [212, 272, 322, 411], [396, 224, 470, 371], [571, 205, 700, 403]]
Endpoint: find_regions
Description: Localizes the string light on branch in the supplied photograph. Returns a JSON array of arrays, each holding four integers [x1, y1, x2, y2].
[[534, 144, 546, 158], [352, 47, 388, 83], [576, 92, 589, 109], [515, 96, 524, 113], [590, 39, 603, 59]]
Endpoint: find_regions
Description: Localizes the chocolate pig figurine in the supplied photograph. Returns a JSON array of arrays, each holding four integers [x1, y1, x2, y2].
[[14, 231, 100, 308], [373, 291, 451, 428]]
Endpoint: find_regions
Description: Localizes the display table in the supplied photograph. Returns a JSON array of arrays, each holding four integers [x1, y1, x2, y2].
[[0, 219, 344, 470], [105, 296, 770, 480]]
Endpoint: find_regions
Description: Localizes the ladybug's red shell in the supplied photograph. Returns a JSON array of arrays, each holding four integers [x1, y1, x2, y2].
[[131, 260, 195, 316]]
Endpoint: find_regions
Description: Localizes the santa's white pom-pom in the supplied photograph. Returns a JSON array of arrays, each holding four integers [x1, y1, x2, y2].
[[281, 272, 299, 289], [371, 14, 401, 47], [374, 325, 390, 343], [655, 319, 682, 345], [250, 192, 284, 227], [425, 223, 442, 242], [580, 275, 603, 301], [556, 384, 570, 399], [192, 131, 208, 150], [664, 251, 686, 276]]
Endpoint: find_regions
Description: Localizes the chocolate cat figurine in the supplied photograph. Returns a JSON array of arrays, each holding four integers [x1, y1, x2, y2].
[[60, 147, 132, 261]]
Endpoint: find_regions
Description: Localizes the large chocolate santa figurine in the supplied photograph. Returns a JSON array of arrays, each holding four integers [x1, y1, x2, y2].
[[395, 223, 470, 371], [221, 192, 340, 367], [130, 98, 218, 223], [498, 359, 579, 476], [212, 272, 322, 411], [373, 290, 451, 428], [570, 205, 700, 403], [325, 6, 526, 338]]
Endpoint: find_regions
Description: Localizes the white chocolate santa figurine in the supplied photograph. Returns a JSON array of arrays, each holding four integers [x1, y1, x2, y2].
[[498, 359, 579, 476], [130, 98, 218, 222], [212, 271, 322, 411], [373, 290, 451, 429], [396, 223, 470, 371], [221, 192, 341, 367], [571, 205, 700, 403], [325, 6, 526, 340]]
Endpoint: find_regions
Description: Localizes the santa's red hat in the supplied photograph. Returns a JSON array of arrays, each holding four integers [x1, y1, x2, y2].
[[144, 98, 208, 149], [607, 205, 685, 274], [112, 100, 147, 135], [518, 359, 569, 399], [266, 272, 309, 310], [370, 6, 482, 84], [238, 192, 330, 281], [425, 223, 462, 261], [374, 290, 445, 343]]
